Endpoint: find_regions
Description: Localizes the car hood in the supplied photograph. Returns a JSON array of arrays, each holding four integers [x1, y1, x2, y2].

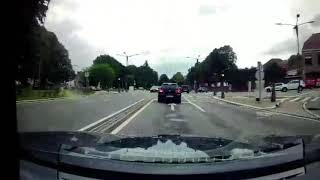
[[19, 132, 320, 163]]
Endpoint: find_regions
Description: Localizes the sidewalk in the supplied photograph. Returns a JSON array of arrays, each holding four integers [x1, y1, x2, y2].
[[225, 89, 316, 98], [211, 89, 320, 119], [304, 91, 320, 118]]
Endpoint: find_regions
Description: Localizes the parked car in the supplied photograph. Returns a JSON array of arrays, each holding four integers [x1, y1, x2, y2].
[[158, 83, 181, 104], [181, 85, 190, 93], [138, 87, 144, 90], [265, 83, 287, 92], [197, 87, 208, 93], [150, 86, 159, 92], [265, 80, 305, 92], [286, 80, 305, 91]]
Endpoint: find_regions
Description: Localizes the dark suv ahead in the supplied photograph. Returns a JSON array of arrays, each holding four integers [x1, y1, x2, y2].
[[181, 85, 190, 93], [158, 83, 181, 104]]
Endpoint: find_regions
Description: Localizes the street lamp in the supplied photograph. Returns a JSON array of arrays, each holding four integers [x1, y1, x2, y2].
[[276, 14, 314, 55], [84, 71, 90, 87], [117, 51, 149, 66], [185, 55, 201, 65], [221, 73, 225, 98], [276, 14, 314, 93]]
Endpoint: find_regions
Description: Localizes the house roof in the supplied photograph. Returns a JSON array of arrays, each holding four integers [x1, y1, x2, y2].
[[302, 33, 320, 50], [263, 58, 288, 70]]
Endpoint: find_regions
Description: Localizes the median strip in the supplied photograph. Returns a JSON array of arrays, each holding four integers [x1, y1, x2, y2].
[[78, 99, 145, 131], [111, 99, 155, 134]]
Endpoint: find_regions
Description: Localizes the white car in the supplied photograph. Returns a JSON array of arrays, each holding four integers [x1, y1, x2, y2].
[[286, 80, 305, 90], [265, 80, 305, 92], [265, 83, 287, 92]]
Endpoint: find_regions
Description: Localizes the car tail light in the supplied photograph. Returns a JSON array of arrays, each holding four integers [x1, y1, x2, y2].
[[159, 88, 164, 93], [176, 88, 181, 94]]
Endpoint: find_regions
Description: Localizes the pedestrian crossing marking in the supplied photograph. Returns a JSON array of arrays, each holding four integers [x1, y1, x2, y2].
[[289, 97, 301, 102], [311, 97, 319, 102], [301, 97, 311, 102]]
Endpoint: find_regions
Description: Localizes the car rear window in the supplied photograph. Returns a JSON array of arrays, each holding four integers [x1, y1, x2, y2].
[[162, 83, 177, 88]]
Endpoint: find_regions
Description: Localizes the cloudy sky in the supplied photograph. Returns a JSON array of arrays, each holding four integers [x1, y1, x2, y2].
[[44, 0, 320, 77]]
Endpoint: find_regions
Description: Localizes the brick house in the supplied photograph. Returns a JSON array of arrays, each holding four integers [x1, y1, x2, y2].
[[302, 33, 320, 81]]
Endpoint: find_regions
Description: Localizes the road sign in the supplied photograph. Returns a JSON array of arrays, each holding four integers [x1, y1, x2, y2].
[[84, 71, 89, 78], [255, 70, 264, 80]]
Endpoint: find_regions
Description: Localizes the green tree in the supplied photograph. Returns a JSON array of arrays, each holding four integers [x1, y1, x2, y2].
[[93, 54, 124, 78], [158, 74, 169, 85], [287, 54, 303, 73], [89, 64, 115, 89], [124, 65, 138, 86], [135, 61, 158, 89], [38, 27, 75, 86], [264, 62, 286, 85], [171, 72, 185, 85], [17, 0, 52, 85], [186, 45, 238, 86]]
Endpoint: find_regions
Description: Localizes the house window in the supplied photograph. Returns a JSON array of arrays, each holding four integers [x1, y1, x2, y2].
[[305, 56, 312, 65]]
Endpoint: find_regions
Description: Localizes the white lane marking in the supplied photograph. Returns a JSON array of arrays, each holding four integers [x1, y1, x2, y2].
[[168, 103, 176, 111], [78, 99, 144, 131], [169, 118, 187, 122], [183, 96, 206, 112], [111, 99, 155, 134], [301, 97, 311, 102], [289, 97, 301, 102], [256, 111, 274, 119], [311, 97, 319, 102]]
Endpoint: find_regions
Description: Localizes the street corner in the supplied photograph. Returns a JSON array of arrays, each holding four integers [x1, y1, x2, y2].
[[211, 95, 278, 110], [303, 98, 320, 119]]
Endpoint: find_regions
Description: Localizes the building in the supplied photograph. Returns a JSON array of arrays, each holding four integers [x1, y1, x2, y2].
[[302, 33, 320, 81]]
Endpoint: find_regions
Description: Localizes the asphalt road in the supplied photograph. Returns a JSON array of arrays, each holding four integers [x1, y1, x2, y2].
[[17, 91, 153, 132], [17, 91, 320, 141], [115, 93, 320, 141]]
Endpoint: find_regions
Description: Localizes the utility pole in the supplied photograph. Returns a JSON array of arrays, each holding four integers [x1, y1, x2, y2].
[[221, 73, 225, 99], [276, 14, 314, 93]]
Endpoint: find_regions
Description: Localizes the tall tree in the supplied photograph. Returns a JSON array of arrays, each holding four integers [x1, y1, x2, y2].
[[159, 74, 169, 85], [18, 0, 51, 85], [38, 27, 75, 86], [93, 55, 124, 77], [264, 62, 286, 85], [171, 72, 185, 85], [186, 45, 238, 86], [89, 64, 115, 89], [287, 54, 303, 72], [135, 61, 158, 88]]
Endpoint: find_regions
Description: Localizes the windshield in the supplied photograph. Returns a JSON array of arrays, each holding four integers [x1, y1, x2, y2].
[[17, 0, 320, 167]]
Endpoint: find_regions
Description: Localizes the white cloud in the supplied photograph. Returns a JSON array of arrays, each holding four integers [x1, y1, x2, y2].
[[44, 0, 320, 75]]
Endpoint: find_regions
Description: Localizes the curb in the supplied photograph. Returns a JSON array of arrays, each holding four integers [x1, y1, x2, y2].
[[211, 96, 278, 110], [303, 102, 320, 119], [212, 96, 320, 120]]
